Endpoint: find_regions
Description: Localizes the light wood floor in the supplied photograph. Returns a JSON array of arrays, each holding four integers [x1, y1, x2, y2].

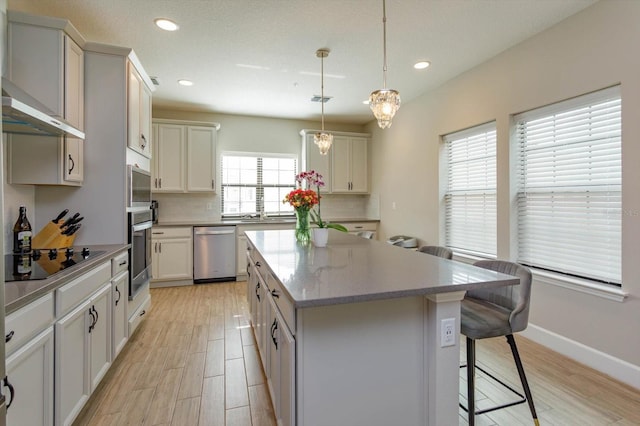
[[73, 281, 640, 426]]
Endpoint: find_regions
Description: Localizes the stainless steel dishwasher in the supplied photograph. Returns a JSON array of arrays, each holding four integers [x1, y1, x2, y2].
[[193, 226, 236, 283]]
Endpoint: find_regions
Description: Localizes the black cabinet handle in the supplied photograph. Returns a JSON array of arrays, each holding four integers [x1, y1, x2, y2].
[[255, 261, 261, 268], [141, 134, 147, 149], [5, 330, 15, 343], [271, 289, 279, 299], [140, 309, 146, 317], [3, 376, 15, 409], [255, 282, 261, 301], [270, 318, 278, 350], [93, 306, 99, 325], [119, 260, 127, 266], [68, 154, 75, 174], [115, 286, 121, 306], [88, 308, 96, 333]]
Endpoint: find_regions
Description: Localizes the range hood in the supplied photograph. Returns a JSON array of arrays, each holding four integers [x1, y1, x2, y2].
[[2, 77, 85, 139]]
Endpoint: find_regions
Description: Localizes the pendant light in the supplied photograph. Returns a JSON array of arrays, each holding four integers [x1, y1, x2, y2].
[[369, 0, 400, 129], [314, 48, 333, 155]]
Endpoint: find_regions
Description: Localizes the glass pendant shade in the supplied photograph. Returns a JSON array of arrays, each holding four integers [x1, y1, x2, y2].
[[314, 131, 333, 155], [369, 88, 401, 129], [371, 0, 400, 129], [315, 48, 333, 154]]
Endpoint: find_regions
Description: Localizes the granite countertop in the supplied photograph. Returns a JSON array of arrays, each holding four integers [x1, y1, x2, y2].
[[5, 244, 129, 314], [156, 217, 379, 227], [245, 229, 519, 308]]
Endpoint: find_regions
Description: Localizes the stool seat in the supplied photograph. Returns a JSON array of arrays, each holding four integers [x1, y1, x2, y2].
[[461, 298, 512, 340]]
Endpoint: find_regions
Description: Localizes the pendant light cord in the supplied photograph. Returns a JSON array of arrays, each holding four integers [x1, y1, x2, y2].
[[382, 0, 388, 89], [321, 53, 325, 131]]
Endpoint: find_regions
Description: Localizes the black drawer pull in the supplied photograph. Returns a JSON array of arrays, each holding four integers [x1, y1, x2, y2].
[[5, 331, 14, 343], [3, 376, 15, 409], [140, 310, 146, 317], [271, 289, 280, 299]]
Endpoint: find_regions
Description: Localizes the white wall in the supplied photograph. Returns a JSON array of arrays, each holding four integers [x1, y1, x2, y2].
[[367, 0, 640, 386], [152, 109, 371, 222]]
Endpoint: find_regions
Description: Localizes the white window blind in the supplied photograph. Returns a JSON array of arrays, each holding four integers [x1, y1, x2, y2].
[[515, 86, 621, 285], [444, 122, 497, 257], [221, 153, 297, 217]]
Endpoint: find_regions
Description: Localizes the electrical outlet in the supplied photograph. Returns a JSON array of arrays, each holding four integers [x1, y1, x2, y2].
[[441, 318, 456, 347]]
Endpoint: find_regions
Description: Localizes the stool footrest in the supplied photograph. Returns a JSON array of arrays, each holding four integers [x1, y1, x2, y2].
[[459, 363, 527, 415]]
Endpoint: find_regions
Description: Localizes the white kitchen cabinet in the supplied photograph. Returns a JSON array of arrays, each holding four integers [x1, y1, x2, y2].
[[7, 12, 86, 186], [152, 120, 220, 193], [6, 327, 54, 426], [187, 126, 217, 191], [111, 272, 129, 358], [55, 281, 112, 426], [300, 130, 370, 194], [4, 292, 55, 426], [153, 123, 186, 192], [331, 136, 368, 193], [301, 131, 331, 192], [151, 227, 193, 283], [111, 253, 129, 359], [128, 63, 152, 158]]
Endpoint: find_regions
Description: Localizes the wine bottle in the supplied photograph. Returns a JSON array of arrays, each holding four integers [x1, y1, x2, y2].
[[13, 206, 32, 253]]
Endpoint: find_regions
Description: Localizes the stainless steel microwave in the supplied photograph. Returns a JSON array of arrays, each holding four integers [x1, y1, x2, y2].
[[127, 165, 152, 209]]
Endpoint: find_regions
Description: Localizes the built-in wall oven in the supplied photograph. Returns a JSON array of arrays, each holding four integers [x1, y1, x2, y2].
[[127, 165, 153, 299], [128, 208, 152, 300]]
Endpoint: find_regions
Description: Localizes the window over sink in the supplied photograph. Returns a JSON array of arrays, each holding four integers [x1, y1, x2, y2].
[[221, 153, 297, 217]]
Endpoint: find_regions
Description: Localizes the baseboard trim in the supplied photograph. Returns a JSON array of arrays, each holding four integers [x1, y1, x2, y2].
[[521, 324, 640, 390]]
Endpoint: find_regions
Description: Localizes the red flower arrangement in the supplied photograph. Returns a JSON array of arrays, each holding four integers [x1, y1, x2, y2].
[[283, 188, 319, 210]]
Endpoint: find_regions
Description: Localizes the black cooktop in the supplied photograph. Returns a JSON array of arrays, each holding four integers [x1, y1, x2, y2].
[[6, 248, 106, 282]]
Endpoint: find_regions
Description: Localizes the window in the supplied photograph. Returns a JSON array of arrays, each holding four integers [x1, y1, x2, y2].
[[515, 86, 621, 285], [444, 122, 497, 257], [221, 153, 297, 217]]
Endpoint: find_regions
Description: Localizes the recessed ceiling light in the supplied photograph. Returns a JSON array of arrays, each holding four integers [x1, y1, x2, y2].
[[414, 61, 431, 70], [154, 18, 179, 31], [178, 79, 194, 86]]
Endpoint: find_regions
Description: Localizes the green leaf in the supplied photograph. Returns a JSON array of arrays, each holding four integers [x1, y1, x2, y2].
[[326, 223, 348, 233]]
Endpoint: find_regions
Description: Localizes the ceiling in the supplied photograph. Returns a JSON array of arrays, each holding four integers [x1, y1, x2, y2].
[[8, 0, 597, 124]]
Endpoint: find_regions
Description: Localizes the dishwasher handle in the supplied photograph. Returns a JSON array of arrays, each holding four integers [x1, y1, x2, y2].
[[194, 229, 235, 236]]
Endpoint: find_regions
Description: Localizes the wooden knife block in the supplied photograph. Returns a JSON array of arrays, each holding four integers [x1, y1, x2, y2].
[[32, 225, 76, 249]]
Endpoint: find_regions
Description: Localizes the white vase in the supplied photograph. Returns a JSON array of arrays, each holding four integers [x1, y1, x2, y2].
[[313, 228, 329, 247]]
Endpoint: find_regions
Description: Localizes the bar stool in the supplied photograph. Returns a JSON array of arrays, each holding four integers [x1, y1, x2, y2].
[[417, 245, 453, 259], [356, 231, 374, 239], [460, 260, 539, 426]]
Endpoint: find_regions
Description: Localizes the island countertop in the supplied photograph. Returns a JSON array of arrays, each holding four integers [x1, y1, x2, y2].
[[245, 229, 519, 308]]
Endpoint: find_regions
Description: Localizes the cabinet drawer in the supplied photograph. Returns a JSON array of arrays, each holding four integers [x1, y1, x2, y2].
[[5, 292, 54, 356], [266, 272, 295, 335], [111, 252, 129, 276], [151, 227, 192, 238], [344, 222, 378, 232], [56, 261, 111, 316], [129, 293, 151, 336]]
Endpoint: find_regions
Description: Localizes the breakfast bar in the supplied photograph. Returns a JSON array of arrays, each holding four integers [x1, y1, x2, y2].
[[245, 229, 519, 426]]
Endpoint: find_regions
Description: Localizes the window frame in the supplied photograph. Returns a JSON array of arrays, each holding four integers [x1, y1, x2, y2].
[[220, 151, 297, 218], [443, 121, 497, 258], [514, 85, 622, 287]]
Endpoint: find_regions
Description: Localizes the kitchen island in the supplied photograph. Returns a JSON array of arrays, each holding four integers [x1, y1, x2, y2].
[[245, 229, 519, 426]]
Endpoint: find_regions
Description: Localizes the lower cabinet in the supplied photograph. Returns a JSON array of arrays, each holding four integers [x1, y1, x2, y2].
[[5, 327, 54, 426], [151, 227, 193, 283], [112, 270, 129, 358], [248, 247, 295, 426], [55, 282, 112, 426], [266, 293, 295, 426]]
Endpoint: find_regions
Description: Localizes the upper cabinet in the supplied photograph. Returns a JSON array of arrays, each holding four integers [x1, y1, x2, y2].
[[152, 120, 220, 193], [6, 12, 86, 186], [331, 136, 368, 193], [300, 130, 370, 194], [128, 64, 152, 158]]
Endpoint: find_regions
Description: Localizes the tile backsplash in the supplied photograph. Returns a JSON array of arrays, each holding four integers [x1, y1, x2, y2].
[[153, 193, 379, 223]]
